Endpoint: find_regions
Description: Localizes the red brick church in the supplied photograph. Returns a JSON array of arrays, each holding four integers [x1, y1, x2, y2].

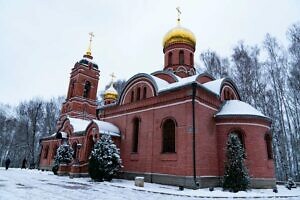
[[39, 15, 275, 189]]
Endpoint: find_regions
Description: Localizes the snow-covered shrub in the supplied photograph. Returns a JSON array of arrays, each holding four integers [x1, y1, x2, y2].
[[52, 164, 59, 175], [286, 178, 297, 189], [52, 144, 73, 174], [88, 134, 122, 181], [223, 134, 250, 192], [54, 144, 74, 165]]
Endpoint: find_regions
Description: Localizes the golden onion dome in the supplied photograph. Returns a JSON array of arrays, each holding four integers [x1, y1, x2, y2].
[[163, 25, 196, 48], [104, 83, 118, 100]]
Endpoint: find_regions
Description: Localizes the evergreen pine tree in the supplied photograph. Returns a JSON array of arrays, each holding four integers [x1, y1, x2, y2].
[[223, 134, 250, 192], [89, 134, 122, 181], [54, 144, 74, 164], [52, 144, 74, 174]]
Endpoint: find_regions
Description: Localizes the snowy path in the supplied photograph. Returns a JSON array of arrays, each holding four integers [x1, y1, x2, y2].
[[0, 168, 300, 200]]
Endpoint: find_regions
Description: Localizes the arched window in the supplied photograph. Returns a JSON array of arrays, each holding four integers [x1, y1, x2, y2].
[[83, 81, 91, 98], [132, 118, 140, 153], [143, 87, 147, 99], [168, 52, 173, 66], [265, 133, 273, 159], [72, 142, 78, 159], [179, 50, 184, 65], [225, 90, 230, 100], [131, 90, 134, 102], [68, 81, 75, 99], [43, 146, 49, 159], [190, 53, 193, 66], [136, 87, 141, 101], [162, 119, 176, 153], [229, 130, 246, 157], [224, 89, 232, 100]]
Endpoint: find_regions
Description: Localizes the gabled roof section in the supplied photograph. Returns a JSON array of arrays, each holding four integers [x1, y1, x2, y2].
[[67, 117, 121, 136], [116, 72, 241, 105], [68, 117, 90, 133], [156, 73, 218, 93], [195, 72, 215, 84], [92, 119, 120, 137], [41, 117, 120, 140], [202, 77, 241, 99], [151, 70, 179, 83], [118, 73, 169, 104], [158, 74, 198, 92], [202, 78, 225, 95], [215, 100, 269, 120]]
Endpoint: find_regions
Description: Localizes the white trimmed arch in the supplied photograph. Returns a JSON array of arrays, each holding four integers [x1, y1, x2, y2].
[[220, 85, 239, 101], [120, 79, 155, 105]]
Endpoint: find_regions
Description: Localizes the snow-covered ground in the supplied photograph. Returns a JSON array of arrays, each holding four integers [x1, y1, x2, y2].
[[1, 167, 300, 200]]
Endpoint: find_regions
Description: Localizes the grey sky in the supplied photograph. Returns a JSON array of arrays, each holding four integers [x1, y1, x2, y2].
[[0, 0, 299, 105]]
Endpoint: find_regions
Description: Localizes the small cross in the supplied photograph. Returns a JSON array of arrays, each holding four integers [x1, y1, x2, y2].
[[85, 32, 95, 56], [176, 7, 181, 24], [110, 73, 116, 82], [89, 32, 95, 42]]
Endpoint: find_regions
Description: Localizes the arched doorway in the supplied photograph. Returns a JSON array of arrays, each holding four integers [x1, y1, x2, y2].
[[86, 135, 95, 160], [72, 142, 78, 159]]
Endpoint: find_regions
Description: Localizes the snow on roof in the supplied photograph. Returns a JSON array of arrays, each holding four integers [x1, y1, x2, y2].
[[50, 132, 57, 137], [60, 132, 68, 139], [41, 132, 57, 140], [67, 117, 120, 136], [216, 100, 266, 118], [82, 56, 97, 65], [149, 75, 169, 90], [157, 74, 198, 92], [150, 74, 223, 95], [123, 73, 231, 99], [68, 117, 90, 133], [202, 78, 224, 95], [93, 120, 120, 137], [44, 131, 68, 140]]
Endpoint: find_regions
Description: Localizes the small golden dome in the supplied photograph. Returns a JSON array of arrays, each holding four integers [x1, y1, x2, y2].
[[104, 83, 118, 100], [163, 25, 196, 48]]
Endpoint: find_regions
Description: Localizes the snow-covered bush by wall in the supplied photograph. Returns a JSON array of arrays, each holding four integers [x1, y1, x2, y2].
[[89, 134, 122, 181], [54, 144, 74, 165], [223, 134, 250, 192]]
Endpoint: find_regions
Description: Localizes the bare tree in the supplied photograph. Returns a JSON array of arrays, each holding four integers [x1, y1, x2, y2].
[[41, 96, 64, 136], [231, 42, 266, 106], [200, 50, 229, 78], [263, 34, 293, 180], [16, 99, 44, 168], [287, 22, 300, 180], [0, 105, 17, 166]]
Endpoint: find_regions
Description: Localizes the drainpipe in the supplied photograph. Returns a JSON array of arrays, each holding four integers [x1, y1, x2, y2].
[[192, 82, 199, 188]]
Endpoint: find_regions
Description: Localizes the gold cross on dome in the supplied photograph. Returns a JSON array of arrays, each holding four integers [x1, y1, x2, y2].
[[89, 32, 94, 42], [86, 32, 95, 56], [176, 7, 181, 24], [110, 72, 116, 82]]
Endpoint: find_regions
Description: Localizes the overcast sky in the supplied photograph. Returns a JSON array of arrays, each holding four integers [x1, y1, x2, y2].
[[0, 0, 299, 105]]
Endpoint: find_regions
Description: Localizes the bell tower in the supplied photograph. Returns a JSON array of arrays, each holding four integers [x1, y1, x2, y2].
[[59, 32, 100, 122], [162, 8, 196, 78]]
